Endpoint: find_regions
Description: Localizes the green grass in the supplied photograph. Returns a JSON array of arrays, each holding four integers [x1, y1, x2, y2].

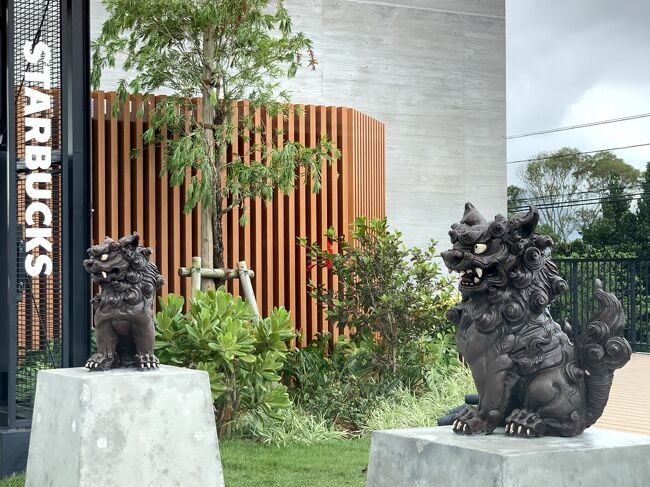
[[0, 438, 370, 487], [0, 475, 23, 487], [221, 438, 370, 486], [363, 366, 476, 432]]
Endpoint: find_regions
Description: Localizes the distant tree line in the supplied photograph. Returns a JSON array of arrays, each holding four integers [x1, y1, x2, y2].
[[509, 147, 650, 257]]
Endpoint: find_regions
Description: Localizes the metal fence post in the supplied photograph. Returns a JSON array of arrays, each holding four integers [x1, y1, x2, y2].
[[629, 260, 637, 349], [571, 261, 579, 339]]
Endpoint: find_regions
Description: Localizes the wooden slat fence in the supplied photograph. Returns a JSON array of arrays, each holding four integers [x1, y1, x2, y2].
[[91, 92, 385, 343]]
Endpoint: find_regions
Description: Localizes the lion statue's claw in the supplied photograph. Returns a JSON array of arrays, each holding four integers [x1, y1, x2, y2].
[[452, 406, 494, 435], [505, 409, 544, 437], [135, 353, 160, 370], [85, 352, 120, 371]]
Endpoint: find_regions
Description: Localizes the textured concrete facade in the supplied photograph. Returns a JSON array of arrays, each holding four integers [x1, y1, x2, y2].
[[90, 0, 506, 249]]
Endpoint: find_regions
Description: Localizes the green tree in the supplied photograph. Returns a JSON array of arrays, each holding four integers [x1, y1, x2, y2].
[[635, 162, 650, 256], [507, 185, 525, 215], [581, 173, 637, 253], [91, 0, 337, 286], [582, 151, 641, 190], [517, 147, 640, 244]]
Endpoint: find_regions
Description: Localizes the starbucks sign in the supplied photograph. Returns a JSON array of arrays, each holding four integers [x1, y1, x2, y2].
[[22, 41, 54, 276]]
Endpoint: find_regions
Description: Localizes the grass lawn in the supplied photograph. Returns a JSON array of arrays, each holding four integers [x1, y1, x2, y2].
[[0, 438, 370, 487], [0, 475, 22, 487], [222, 438, 370, 486]]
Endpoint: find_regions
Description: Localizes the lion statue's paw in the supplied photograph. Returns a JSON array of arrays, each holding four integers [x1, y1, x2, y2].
[[85, 352, 120, 371], [135, 353, 160, 370], [452, 406, 496, 435], [505, 409, 544, 437]]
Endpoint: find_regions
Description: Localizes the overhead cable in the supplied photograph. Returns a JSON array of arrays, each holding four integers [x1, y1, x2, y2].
[[507, 142, 650, 165], [507, 113, 650, 139]]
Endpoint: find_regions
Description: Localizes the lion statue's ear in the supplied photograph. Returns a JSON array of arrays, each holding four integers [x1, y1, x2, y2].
[[460, 202, 486, 226], [118, 232, 140, 249], [509, 205, 539, 238]]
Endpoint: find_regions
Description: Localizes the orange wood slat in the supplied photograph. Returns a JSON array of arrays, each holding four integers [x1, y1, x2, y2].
[[241, 101, 252, 299], [106, 93, 119, 239], [229, 102, 241, 297], [118, 97, 132, 235], [193, 99, 203, 274], [181, 166, 194, 301], [90, 92, 385, 345], [341, 109, 352, 238], [274, 111, 285, 312], [372, 116, 377, 217], [92, 92, 106, 243], [317, 106, 328, 336], [306, 105, 318, 341], [252, 108, 264, 309], [143, 96, 157, 255], [132, 94, 145, 235], [286, 106, 297, 347], [297, 106, 308, 347], [327, 106, 339, 341], [263, 109, 275, 315], [154, 96, 170, 295], [169, 126, 182, 296]]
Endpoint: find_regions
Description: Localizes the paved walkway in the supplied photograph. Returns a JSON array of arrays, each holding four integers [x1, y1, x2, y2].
[[594, 353, 650, 435]]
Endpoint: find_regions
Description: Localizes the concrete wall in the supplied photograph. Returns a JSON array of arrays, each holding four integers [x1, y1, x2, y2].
[[90, 0, 506, 250]]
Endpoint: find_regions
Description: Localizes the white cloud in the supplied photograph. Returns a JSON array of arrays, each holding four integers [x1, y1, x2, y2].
[[507, 0, 650, 186]]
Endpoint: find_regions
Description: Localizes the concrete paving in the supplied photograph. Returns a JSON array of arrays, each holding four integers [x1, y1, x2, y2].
[[594, 352, 650, 435]]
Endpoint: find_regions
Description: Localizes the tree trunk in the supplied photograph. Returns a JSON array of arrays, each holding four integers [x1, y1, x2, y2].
[[201, 26, 216, 290], [213, 194, 226, 288], [200, 205, 215, 291]]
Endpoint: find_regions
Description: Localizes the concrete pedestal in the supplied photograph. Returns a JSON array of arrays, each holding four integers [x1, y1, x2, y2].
[[25, 366, 224, 487], [367, 426, 650, 487]]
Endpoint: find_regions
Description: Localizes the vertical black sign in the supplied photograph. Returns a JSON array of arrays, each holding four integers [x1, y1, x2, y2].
[[0, 0, 90, 436]]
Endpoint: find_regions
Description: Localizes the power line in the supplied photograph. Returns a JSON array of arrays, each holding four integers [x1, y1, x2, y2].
[[507, 113, 650, 139], [507, 142, 650, 165], [514, 185, 639, 204], [510, 192, 647, 213]]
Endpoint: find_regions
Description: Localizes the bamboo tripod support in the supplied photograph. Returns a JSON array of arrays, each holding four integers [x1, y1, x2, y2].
[[178, 256, 260, 318]]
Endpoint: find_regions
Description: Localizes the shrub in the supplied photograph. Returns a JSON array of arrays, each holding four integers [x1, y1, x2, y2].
[[155, 288, 295, 437], [302, 217, 457, 375], [281, 330, 462, 433], [362, 365, 475, 433], [233, 405, 347, 446]]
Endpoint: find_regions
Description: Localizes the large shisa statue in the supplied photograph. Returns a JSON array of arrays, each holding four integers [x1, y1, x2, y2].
[[441, 203, 631, 437]]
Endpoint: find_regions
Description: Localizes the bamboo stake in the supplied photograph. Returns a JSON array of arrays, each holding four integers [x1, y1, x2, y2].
[[238, 261, 260, 318], [178, 257, 258, 309]]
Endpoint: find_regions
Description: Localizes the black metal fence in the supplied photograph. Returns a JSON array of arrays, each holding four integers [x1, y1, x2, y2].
[[552, 258, 650, 352]]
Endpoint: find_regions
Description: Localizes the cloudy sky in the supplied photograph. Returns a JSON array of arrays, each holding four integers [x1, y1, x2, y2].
[[507, 0, 650, 185]]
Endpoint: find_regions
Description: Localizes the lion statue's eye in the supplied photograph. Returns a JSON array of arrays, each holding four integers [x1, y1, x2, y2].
[[474, 243, 487, 254]]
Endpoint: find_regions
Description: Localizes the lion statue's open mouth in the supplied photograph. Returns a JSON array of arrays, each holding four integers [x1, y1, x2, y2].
[[83, 233, 165, 371], [441, 203, 631, 437]]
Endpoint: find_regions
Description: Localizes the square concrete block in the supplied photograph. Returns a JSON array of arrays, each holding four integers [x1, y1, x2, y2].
[[25, 366, 224, 487], [367, 426, 650, 487]]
